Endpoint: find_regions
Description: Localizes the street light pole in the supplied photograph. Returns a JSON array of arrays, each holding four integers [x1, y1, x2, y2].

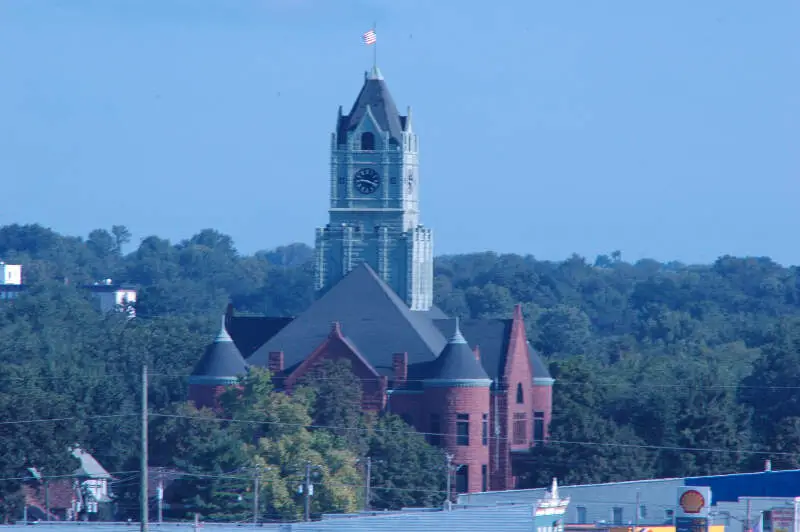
[[303, 462, 312, 522], [253, 468, 260, 525], [364, 457, 372, 512], [445, 454, 453, 507]]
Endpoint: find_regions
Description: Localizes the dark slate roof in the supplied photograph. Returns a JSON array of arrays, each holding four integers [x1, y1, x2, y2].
[[426, 323, 490, 381], [528, 341, 553, 380], [247, 263, 447, 376], [226, 314, 293, 358], [337, 67, 406, 144], [433, 318, 552, 381], [412, 305, 449, 320], [190, 317, 248, 381]]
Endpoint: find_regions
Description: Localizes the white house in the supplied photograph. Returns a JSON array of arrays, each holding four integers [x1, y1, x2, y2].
[[0, 261, 25, 300], [85, 278, 137, 317]]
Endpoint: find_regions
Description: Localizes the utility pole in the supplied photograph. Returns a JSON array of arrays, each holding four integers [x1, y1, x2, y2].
[[303, 462, 312, 522], [141, 364, 149, 532], [634, 490, 640, 532], [445, 454, 454, 507], [44, 477, 50, 521], [156, 470, 163, 524], [363, 457, 372, 512], [253, 468, 260, 525], [746, 499, 752, 532]]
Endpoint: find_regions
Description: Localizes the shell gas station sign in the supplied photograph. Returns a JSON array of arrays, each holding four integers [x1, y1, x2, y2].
[[676, 487, 711, 532]]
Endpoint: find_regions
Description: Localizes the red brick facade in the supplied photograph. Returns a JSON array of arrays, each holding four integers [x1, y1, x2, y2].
[[189, 306, 553, 496]]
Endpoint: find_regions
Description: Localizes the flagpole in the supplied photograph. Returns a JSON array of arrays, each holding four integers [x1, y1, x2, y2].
[[373, 21, 377, 70]]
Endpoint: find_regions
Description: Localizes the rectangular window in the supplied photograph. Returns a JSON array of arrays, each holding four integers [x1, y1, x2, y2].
[[612, 507, 623, 525], [456, 413, 470, 446], [576, 506, 588, 524], [429, 414, 441, 446], [513, 412, 527, 445], [534, 411, 545, 444], [455, 465, 469, 494], [482, 413, 488, 446], [481, 464, 488, 492], [639, 505, 647, 519]]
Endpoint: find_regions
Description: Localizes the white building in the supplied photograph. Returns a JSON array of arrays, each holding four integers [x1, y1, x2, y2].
[[0, 262, 25, 300], [457, 467, 800, 532], [86, 279, 137, 317], [0, 262, 22, 285]]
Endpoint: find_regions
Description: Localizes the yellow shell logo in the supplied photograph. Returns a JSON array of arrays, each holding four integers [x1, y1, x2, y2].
[[679, 490, 706, 514]]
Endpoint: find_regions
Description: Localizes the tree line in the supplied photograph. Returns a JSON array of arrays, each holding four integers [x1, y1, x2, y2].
[[1, 223, 799, 520]]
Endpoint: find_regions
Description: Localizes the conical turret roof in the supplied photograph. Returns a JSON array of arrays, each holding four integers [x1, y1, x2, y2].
[[426, 319, 491, 384], [189, 315, 247, 385]]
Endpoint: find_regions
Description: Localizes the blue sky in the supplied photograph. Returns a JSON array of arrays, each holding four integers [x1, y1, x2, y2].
[[1, 0, 798, 265]]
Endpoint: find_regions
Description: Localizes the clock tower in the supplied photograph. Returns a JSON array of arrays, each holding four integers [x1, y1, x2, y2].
[[314, 66, 434, 311]]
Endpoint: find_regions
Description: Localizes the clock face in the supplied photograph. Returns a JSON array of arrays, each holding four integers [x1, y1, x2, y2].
[[353, 168, 381, 195]]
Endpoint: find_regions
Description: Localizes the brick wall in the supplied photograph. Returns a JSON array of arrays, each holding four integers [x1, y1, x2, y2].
[[424, 385, 490, 494], [283, 332, 387, 412], [531, 383, 553, 442], [188, 384, 227, 410]]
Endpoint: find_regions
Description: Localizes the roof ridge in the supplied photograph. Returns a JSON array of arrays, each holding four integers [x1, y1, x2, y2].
[[358, 264, 445, 356]]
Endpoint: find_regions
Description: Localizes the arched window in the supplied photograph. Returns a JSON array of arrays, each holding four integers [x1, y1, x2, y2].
[[360, 132, 375, 150], [516, 383, 524, 404]]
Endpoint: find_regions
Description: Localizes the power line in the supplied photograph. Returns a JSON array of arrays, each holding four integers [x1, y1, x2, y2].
[[0, 413, 136, 426], [150, 412, 797, 458]]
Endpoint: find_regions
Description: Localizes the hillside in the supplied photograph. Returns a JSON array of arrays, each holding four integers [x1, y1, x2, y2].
[[1, 223, 799, 515]]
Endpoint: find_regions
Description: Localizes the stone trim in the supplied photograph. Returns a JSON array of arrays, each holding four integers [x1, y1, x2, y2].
[[533, 377, 555, 386], [423, 378, 493, 388], [188, 376, 239, 386]]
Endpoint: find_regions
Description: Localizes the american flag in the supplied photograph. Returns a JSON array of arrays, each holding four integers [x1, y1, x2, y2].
[[362, 29, 377, 45]]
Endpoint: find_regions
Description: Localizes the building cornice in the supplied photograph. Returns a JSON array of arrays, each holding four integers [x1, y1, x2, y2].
[[187, 375, 239, 386], [423, 378, 493, 388]]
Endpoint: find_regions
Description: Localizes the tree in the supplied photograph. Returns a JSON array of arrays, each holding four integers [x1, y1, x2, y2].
[[296, 359, 367, 454], [220, 369, 361, 520], [366, 415, 447, 510], [146, 402, 252, 522]]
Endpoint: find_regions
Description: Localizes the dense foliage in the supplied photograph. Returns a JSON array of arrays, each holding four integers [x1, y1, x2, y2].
[[1, 223, 800, 519]]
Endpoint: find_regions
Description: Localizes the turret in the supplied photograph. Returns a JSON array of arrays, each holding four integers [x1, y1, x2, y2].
[[188, 315, 248, 409], [424, 319, 492, 495]]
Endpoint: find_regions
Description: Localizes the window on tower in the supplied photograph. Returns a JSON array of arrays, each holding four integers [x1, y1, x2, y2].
[[512, 413, 527, 445], [516, 383, 524, 404], [360, 132, 375, 150], [533, 411, 545, 444], [456, 413, 470, 446]]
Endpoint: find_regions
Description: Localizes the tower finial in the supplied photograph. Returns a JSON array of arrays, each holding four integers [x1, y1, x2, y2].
[[449, 317, 467, 344], [215, 314, 232, 343]]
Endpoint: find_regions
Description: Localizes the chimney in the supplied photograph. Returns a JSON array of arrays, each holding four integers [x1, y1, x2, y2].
[[268, 351, 284, 373], [765, 459, 772, 472], [393, 352, 408, 383], [473, 345, 481, 361]]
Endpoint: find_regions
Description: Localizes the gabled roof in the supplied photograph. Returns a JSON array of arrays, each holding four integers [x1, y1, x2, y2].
[[226, 311, 292, 358], [72, 447, 110, 480], [247, 263, 446, 375], [337, 68, 406, 144], [433, 318, 552, 381], [426, 321, 490, 383], [189, 316, 248, 385]]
